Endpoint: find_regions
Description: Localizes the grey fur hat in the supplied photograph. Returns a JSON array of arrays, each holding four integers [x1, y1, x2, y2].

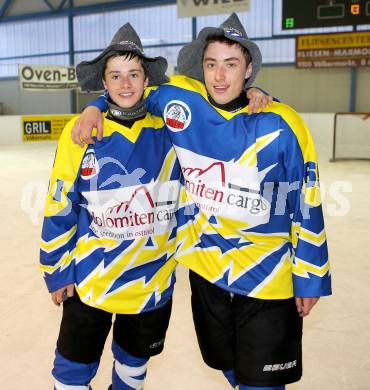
[[77, 23, 168, 92], [177, 13, 262, 88]]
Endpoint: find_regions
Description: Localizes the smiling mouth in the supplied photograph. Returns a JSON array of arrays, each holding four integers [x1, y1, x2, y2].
[[119, 92, 134, 97], [213, 86, 229, 93]]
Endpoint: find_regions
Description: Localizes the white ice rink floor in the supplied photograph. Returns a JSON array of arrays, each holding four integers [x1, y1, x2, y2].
[[1, 142, 369, 390]]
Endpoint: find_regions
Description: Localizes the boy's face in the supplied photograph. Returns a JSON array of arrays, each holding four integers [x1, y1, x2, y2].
[[203, 41, 252, 105], [103, 55, 148, 108]]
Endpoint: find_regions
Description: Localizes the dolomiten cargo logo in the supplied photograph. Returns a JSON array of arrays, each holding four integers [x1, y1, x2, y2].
[[86, 181, 179, 241], [164, 100, 192, 132], [175, 132, 297, 225], [182, 159, 270, 222]]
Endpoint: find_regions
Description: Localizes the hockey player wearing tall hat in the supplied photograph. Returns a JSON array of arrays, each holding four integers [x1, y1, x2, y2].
[[71, 13, 331, 390], [172, 13, 331, 390], [40, 23, 181, 390]]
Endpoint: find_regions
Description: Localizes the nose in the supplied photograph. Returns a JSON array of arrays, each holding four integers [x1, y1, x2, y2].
[[120, 76, 131, 88], [214, 65, 225, 81]]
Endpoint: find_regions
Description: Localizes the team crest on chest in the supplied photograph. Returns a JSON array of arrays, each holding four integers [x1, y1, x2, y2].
[[80, 149, 99, 180], [163, 100, 191, 132]]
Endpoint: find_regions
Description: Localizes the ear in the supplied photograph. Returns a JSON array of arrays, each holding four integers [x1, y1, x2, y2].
[[245, 63, 253, 79], [144, 77, 149, 88], [103, 79, 107, 90]]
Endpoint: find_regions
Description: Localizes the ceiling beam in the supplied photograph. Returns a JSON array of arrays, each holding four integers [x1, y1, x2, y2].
[[58, 0, 68, 10], [0, 0, 13, 18], [43, 0, 55, 11]]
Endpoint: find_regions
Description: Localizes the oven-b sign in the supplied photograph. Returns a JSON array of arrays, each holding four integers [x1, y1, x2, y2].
[[23, 121, 51, 135]]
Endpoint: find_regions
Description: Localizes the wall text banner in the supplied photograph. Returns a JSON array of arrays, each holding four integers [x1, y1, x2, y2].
[[296, 31, 370, 69], [19, 65, 79, 90], [22, 115, 77, 142], [177, 0, 250, 18]]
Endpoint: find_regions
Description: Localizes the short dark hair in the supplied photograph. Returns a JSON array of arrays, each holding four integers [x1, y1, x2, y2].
[[203, 36, 251, 65], [102, 51, 148, 80]]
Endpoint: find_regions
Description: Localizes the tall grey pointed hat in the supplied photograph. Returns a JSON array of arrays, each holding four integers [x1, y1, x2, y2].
[[177, 13, 262, 88], [77, 23, 168, 92]]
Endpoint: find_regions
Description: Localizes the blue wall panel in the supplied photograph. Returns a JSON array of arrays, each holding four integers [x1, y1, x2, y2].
[[74, 5, 191, 52], [1, 0, 367, 79], [0, 17, 68, 57]]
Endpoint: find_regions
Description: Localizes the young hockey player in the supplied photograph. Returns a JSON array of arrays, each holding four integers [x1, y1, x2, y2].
[[40, 23, 181, 390]]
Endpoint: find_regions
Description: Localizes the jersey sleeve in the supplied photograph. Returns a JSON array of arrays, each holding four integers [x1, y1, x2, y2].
[[279, 106, 331, 297], [141, 84, 163, 119], [40, 118, 87, 292], [88, 90, 109, 112]]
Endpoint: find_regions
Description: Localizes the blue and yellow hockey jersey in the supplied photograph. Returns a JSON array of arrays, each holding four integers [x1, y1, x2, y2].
[[91, 76, 332, 299], [145, 75, 331, 299], [40, 113, 181, 314]]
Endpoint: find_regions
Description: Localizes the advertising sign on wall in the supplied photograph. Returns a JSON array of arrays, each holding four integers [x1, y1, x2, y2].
[[296, 31, 370, 69], [19, 65, 79, 90], [177, 0, 250, 18], [22, 115, 76, 142]]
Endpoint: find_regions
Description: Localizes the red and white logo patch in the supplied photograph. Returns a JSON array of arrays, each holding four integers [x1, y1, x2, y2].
[[80, 150, 99, 179], [163, 100, 192, 132]]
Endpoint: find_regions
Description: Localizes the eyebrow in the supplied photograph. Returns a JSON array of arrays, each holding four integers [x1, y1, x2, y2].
[[107, 69, 142, 73], [203, 57, 241, 62]]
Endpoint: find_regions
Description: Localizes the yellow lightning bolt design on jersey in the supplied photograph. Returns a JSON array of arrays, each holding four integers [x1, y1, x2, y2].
[[40, 113, 181, 314], [148, 75, 331, 298]]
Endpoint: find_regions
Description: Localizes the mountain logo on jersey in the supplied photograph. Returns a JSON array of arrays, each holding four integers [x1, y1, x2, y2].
[[182, 161, 226, 187], [176, 145, 273, 224], [81, 149, 99, 179], [107, 185, 155, 214], [84, 181, 179, 240], [182, 158, 269, 219], [91, 185, 157, 233], [164, 100, 191, 132]]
